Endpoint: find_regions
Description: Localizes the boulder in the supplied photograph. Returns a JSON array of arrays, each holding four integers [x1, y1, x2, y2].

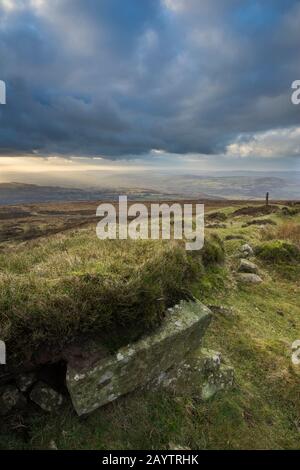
[[238, 259, 258, 274], [239, 244, 254, 257], [237, 273, 263, 284], [30, 382, 64, 412], [0, 384, 26, 416], [66, 300, 212, 416], [152, 348, 235, 401]]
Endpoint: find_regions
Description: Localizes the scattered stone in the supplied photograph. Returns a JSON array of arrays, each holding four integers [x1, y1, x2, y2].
[[66, 300, 212, 416], [0, 384, 27, 416], [239, 243, 254, 257], [30, 382, 64, 412], [238, 259, 258, 274], [237, 273, 263, 284], [16, 372, 37, 393], [207, 305, 234, 316]]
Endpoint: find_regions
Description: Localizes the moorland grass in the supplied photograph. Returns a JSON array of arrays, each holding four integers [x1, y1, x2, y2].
[[0, 227, 224, 366], [1, 206, 299, 450], [255, 240, 300, 264]]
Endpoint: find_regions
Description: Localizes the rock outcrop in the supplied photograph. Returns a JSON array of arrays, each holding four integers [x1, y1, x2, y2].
[[30, 382, 64, 412], [66, 300, 212, 416], [238, 259, 258, 274], [237, 273, 263, 284], [239, 244, 254, 257], [151, 348, 235, 400]]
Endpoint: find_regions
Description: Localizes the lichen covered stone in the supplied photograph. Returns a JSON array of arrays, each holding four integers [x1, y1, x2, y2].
[[66, 300, 212, 415], [238, 259, 258, 274], [237, 273, 263, 284], [152, 347, 235, 401]]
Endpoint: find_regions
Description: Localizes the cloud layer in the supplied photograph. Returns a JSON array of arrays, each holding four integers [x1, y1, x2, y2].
[[0, 0, 300, 162]]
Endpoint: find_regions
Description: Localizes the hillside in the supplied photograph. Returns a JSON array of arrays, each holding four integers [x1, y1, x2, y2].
[[0, 200, 299, 449]]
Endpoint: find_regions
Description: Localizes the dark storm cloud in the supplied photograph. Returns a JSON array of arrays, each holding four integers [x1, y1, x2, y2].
[[0, 0, 299, 159]]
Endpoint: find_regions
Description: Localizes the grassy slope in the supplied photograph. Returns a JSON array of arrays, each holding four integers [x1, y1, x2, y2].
[[0, 205, 300, 449], [0, 233, 204, 365]]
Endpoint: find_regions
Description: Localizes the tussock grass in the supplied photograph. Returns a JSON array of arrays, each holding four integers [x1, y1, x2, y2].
[[1, 205, 300, 450], [255, 240, 300, 264], [0, 227, 223, 366], [261, 222, 300, 248]]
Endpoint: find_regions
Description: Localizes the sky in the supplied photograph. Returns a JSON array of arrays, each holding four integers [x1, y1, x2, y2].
[[0, 0, 300, 184]]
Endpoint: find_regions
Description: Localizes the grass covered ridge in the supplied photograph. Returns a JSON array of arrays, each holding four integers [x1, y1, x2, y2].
[[0, 202, 299, 450], [0, 227, 224, 366]]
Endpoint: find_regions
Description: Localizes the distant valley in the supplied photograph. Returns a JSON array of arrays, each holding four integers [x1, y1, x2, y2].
[[0, 171, 299, 206]]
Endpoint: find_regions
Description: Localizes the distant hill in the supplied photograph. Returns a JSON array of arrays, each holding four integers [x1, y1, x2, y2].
[[0, 183, 151, 205], [0, 182, 219, 205], [1, 171, 298, 205], [151, 174, 300, 200]]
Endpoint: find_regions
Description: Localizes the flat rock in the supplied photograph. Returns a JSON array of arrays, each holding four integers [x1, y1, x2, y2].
[[30, 382, 64, 412], [237, 273, 263, 284], [238, 259, 258, 274], [0, 384, 26, 416], [66, 300, 212, 416]]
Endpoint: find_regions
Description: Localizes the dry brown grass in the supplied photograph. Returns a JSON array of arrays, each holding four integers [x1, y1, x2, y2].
[[261, 222, 300, 247]]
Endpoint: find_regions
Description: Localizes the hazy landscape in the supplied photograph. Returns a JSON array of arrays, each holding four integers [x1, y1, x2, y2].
[[1, 170, 299, 206], [1, 0, 300, 456]]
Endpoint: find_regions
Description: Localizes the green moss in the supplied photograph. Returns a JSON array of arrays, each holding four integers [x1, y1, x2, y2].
[[255, 240, 300, 264]]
